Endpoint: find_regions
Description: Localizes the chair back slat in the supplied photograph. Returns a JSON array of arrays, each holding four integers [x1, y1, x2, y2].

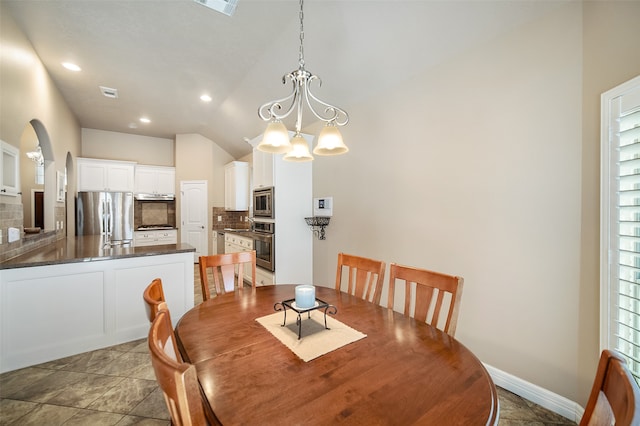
[[199, 251, 256, 300], [335, 252, 386, 305], [388, 263, 464, 337]]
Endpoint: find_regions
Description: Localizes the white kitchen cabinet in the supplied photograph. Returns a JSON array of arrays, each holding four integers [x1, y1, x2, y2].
[[135, 165, 175, 196], [0, 141, 20, 196], [224, 232, 254, 284], [255, 267, 274, 287], [249, 134, 313, 285], [224, 232, 253, 253], [134, 229, 177, 247], [77, 157, 136, 192], [224, 161, 249, 211], [252, 148, 274, 189]]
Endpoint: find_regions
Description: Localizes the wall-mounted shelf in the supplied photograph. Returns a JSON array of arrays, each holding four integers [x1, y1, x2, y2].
[[305, 216, 330, 240]]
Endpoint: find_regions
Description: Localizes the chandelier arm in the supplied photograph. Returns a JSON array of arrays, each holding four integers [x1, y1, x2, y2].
[[258, 74, 300, 122], [304, 77, 349, 126]]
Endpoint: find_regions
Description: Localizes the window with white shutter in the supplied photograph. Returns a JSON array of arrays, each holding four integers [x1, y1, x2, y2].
[[601, 75, 640, 381]]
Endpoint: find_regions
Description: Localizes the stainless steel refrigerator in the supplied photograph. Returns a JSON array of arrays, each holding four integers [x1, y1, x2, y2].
[[76, 191, 134, 245]]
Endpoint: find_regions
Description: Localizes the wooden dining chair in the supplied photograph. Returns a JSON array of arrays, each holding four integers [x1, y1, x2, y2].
[[335, 252, 386, 305], [148, 309, 206, 425], [580, 349, 640, 426], [387, 263, 464, 337], [143, 278, 167, 323], [199, 251, 256, 300]]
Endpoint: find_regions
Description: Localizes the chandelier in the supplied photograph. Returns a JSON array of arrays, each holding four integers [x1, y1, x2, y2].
[[257, 0, 349, 162], [26, 145, 44, 166]]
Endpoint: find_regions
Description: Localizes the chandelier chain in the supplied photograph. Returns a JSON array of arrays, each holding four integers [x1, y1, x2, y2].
[[298, 0, 305, 68]]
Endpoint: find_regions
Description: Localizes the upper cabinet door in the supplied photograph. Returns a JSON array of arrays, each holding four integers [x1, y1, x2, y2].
[[225, 161, 249, 211], [134, 165, 175, 195], [134, 167, 156, 194], [0, 141, 20, 196], [107, 163, 135, 192], [252, 148, 273, 189], [155, 167, 176, 195], [77, 158, 135, 192]]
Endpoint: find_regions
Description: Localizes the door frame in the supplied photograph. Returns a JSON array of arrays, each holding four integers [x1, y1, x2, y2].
[[179, 180, 208, 262]]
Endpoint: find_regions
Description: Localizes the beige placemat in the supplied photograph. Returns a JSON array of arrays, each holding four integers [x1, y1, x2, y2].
[[255, 310, 367, 362]]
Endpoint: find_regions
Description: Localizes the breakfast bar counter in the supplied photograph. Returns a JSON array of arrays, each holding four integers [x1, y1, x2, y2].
[[0, 236, 195, 373], [0, 235, 194, 269]]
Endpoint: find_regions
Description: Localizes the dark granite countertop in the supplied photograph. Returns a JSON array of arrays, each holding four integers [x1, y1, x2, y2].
[[0, 235, 195, 270]]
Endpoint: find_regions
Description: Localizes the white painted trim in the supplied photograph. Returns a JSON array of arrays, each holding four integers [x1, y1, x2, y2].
[[484, 363, 584, 424], [600, 75, 640, 353]]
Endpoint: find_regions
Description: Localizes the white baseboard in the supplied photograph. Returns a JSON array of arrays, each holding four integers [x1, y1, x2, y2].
[[484, 363, 584, 423]]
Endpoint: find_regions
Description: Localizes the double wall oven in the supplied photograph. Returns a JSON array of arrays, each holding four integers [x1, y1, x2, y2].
[[252, 221, 274, 272]]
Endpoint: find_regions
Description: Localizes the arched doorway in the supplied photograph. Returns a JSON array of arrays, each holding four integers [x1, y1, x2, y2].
[[19, 119, 56, 232]]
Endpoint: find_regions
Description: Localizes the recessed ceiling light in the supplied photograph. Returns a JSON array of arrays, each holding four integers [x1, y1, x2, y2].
[[200, 94, 212, 102], [62, 62, 81, 72], [128, 122, 138, 129], [139, 117, 151, 124]]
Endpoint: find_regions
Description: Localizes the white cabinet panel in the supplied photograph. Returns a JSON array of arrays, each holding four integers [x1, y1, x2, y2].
[[224, 161, 249, 210], [78, 157, 135, 192], [135, 165, 175, 195], [114, 261, 186, 332], [0, 252, 194, 373], [224, 233, 254, 284], [252, 148, 274, 189], [256, 267, 274, 286], [4, 271, 104, 355]]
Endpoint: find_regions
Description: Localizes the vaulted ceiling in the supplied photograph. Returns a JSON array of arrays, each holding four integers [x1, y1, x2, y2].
[[3, 0, 564, 158]]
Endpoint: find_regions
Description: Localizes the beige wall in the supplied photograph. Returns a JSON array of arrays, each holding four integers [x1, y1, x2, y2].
[[0, 3, 81, 233], [578, 0, 640, 402], [175, 133, 234, 254], [81, 128, 174, 166], [312, 1, 639, 406]]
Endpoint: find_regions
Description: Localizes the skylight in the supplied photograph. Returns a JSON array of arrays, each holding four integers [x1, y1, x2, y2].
[[193, 0, 238, 17]]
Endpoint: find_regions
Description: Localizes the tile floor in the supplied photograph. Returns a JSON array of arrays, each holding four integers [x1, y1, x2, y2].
[[0, 267, 577, 425]]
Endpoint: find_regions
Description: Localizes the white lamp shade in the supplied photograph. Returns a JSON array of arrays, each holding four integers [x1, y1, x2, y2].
[[313, 124, 348, 156], [283, 134, 313, 162], [257, 121, 292, 154]]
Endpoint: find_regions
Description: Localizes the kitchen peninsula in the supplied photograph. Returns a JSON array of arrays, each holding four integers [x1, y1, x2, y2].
[[0, 235, 195, 373]]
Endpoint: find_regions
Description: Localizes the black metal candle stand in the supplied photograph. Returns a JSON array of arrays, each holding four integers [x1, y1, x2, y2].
[[274, 298, 338, 340]]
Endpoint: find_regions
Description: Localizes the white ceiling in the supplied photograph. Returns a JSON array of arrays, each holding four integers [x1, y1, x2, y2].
[[3, 0, 565, 158]]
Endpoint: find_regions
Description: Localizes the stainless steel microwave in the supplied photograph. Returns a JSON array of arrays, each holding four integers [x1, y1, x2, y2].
[[253, 187, 274, 218]]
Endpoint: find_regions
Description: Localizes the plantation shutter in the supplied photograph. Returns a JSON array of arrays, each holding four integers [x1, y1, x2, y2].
[[602, 75, 640, 381]]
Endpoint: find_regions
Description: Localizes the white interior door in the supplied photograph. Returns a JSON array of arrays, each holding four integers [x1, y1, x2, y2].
[[180, 180, 208, 262]]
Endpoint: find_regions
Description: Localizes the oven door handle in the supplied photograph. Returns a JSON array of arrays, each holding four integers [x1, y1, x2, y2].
[[253, 233, 273, 243]]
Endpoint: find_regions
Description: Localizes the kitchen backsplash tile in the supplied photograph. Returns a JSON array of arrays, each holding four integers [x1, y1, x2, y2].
[[212, 207, 249, 230], [134, 200, 176, 228], [0, 203, 65, 262]]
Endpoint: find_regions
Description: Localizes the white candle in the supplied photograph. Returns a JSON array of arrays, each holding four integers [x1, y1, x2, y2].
[[295, 285, 315, 309]]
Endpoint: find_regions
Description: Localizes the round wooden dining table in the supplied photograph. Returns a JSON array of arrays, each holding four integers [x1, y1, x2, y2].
[[175, 285, 499, 425]]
